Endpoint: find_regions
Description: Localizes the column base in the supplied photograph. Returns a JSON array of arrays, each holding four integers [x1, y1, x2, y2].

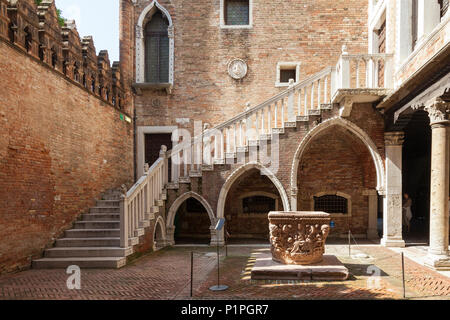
[[381, 237, 405, 247], [210, 240, 225, 246], [424, 254, 450, 270]]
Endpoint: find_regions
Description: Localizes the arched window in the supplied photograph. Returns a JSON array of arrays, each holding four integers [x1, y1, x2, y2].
[[313, 195, 348, 214], [144, 11, 169, 83]]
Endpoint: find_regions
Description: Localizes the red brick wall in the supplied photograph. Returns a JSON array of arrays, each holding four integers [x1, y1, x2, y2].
[[297, 126, 377, 236], [224, 169, 282, 239], [122, 0, 368, 129], [0, 40, 134, 274]]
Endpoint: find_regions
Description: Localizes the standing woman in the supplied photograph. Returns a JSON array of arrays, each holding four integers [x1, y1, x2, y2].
[[402, 193, 413, 233]]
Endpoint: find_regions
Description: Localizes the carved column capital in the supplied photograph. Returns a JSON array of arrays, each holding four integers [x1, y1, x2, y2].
[[384, 131, 405, 146], [424, 98, 450, 127]]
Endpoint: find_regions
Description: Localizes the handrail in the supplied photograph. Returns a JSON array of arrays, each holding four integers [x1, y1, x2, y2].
[[119, 146, 168, 248], [166, 51, 394, 182]]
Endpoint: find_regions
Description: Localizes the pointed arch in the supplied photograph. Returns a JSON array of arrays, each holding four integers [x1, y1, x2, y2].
[[166, 191, 215, 232], [153, 215, 167, 251], [290, 117, 386, 210], [217, 161, 291, 220], [135, 0, 174, 84]]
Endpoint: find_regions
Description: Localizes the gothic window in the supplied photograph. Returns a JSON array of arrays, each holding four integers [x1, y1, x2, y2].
[[144, 11, 169, 83], [440, 0, 449, 19], [225, 0, 249, 26], [242, 196, 276, 214], [314, 195, 348, 214]]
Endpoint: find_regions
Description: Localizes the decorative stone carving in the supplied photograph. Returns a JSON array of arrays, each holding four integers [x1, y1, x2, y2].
[[228, 59, 248, 80], [424, 98, 450, 126], [384, 131, 405, 146], [269, 211, 331, 265]]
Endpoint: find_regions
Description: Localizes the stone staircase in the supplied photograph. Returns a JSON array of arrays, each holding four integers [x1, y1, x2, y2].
[[32, 190, 133, 269], [31, 50, 390, 269]]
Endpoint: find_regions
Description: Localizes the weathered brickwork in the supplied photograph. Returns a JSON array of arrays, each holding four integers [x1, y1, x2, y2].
[[0, 0, 134, 274], [297, 127, 376, 236], [122, 0, 369, 130], [224, 169, 282, 239]]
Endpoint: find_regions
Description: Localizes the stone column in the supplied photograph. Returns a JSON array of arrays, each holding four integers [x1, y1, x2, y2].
[[364, 189, 379, 240], [166, 226, 175, 246], [424, 99, 450, 269], [381, 132, 405, 247]]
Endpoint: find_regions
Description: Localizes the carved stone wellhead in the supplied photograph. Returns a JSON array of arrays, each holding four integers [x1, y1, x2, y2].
[[269, 212, 331, 265]]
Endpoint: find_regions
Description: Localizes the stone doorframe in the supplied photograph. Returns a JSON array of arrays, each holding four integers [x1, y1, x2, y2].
[[137, 126, 177, 178], [166, 191, 217, 246], [216, 162, 291, 244], [290, 117, 386, 211]]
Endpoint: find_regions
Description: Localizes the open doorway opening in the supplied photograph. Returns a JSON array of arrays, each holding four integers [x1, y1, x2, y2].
[[402, 110, 431, 244]]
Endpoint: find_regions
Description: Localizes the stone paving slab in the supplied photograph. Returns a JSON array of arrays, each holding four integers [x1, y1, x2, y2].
[[251, 250, 349, 281]]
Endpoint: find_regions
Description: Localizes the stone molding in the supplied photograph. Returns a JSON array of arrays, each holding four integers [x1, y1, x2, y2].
[[290, 117, 386, 210], [384, 131, 405, 146], [135, 0, 174, 87]]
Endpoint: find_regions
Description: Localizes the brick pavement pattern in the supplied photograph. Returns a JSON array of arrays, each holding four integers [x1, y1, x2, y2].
[[0, 244, 449, 300]]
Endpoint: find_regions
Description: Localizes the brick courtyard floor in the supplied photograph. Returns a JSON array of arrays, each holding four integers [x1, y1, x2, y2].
[[0, 243, 449, 300]]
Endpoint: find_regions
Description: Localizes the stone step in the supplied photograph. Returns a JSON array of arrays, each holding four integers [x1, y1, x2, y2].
[[65, 229, 120, 238], [74, 221, 120, 229], [96, 200, 120, 207], [44, 247, 132, 258], [89, 207, 120, 214], [55, 237, 121, 248], [32, 257, 126, 269], [81, 213, 120, 221]]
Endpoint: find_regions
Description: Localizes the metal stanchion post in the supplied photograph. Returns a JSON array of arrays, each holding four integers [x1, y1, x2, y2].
[[190, 251, 193, 297], [401, 252, 406, 299], [348, 230, 351, 257], [209, 218, 228, 291]]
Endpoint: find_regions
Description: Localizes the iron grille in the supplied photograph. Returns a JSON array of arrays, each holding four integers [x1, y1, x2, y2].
[[225, 0, 249, 26], [314, 195, 348, 214]]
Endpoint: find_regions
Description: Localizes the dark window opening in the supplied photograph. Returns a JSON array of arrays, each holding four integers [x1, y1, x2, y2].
[[24, 27, 32, 52], [314, 195, 348, 214], [144, 11, 169, 83], [242, 196, 276, 214], [280, 68, 297, 83], [73, 64, 79, 82], [51, 48, 57, 68], [39, 46, 44, 61], [91, 80, 96, 93], [440, 0, 449, 19], [225, 0, 249, 25]]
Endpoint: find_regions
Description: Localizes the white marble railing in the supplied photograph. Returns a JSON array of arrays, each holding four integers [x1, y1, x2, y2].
[[335, 48, 394, 90], [166, 49, 393, 183], [119, 146, 168, 248]]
